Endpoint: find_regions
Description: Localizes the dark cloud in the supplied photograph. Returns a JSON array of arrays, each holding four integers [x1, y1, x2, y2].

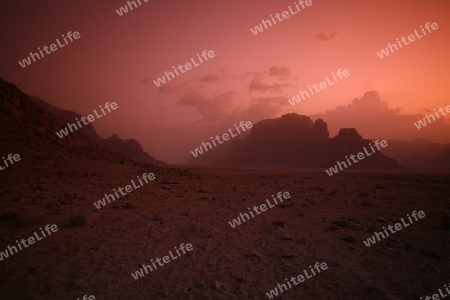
[[158, 83, 187, 94], [269, 66, 292, 79], [312, 91, 450, 142], [178, 90, 236, 124], [315, 32, 339, 41], [199, 68, 227, 83], [199, 73, 222, 83], [247, 96, 289, 119], [141, 77, 151, 84], [249, 77, 289, 93]]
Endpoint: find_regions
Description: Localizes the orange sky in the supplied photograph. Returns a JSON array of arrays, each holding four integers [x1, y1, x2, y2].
[[1, 0, 449, 163]]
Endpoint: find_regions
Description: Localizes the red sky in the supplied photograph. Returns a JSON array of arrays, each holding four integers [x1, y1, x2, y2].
[[1, 0, 449, 163]]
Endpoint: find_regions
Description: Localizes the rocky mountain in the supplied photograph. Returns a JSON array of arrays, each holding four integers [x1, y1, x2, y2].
[[0, 78, 121, 162], [219, 113, 400, 169], [383, 138, 450, 169], [0, 78, 164, 165], [29, 95, 164, 165]]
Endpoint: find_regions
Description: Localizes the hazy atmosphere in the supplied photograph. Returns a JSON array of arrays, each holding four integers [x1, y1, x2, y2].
[[1, 0, 449, 163], [1, 1, 449, 299]]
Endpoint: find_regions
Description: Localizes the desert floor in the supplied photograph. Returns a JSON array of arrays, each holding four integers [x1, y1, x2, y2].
[[0, 154, 449, 300]]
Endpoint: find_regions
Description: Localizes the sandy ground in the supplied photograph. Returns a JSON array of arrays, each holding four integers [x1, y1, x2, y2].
[[0, 154, 449, 299]]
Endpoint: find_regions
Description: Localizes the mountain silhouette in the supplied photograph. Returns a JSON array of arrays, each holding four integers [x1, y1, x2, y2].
[[219, 113, 400, 169]]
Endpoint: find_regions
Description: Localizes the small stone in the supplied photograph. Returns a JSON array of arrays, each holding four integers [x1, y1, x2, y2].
[[10, 197, 20, 202], [441, 217, 450, 230], [331, 220, 348, 227], [327, 225, 339, 231], [273, 221, 284, 227], [69, 215, 87, 227], [343, 235, 358, 243], [420, 249, 441, 259], [214, 281, 223, 290], [385, 295, 402, 300]]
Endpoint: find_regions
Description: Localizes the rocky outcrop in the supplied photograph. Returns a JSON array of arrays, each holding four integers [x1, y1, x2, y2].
[[101, 134, 165, 164], [0, 78, 121, 162], [29, 96, 164, 165], [0, 78, 164, 164], [220, 113, 401, 169]]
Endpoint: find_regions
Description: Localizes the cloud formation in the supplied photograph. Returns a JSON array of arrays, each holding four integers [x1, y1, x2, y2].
[[249, 77, 290, 93], [178, 90, 236, 124], [247, 96, 289, 119], [315, 32, 339, 41], [312, 91, 450, 143], [269, 66, 292, 79], [199, 73, 222, 83], [158, 82, 187, 94]]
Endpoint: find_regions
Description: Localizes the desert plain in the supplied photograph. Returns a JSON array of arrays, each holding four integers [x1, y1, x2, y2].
[[0, 151, 449, 299]]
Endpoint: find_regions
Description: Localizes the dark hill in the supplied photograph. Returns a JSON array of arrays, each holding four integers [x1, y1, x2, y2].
[[220, 113, 400, 169], [29, 95, 164, 165]]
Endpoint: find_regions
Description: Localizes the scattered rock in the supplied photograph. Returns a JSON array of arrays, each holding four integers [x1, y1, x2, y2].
[[273, 221, 284, 227], [47, 201, 62, 214], [306, 199, 315, 205], [59, 198, 73, 205], [214, 281, 223, 290], [277, 204, 290, 209], [441, 217, 450, 230], [0, 212, 19, 222], [69, 215, 87, 227], [331, 220, 348, 227], [244, 253, 261, 260], [404, 242, 415, 250], [361, 201, 376, 207], [343, 235, 358, 243], [420, 249, 441, 259], [151, 215, 163, 222], [327, 225, 339, 231]]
